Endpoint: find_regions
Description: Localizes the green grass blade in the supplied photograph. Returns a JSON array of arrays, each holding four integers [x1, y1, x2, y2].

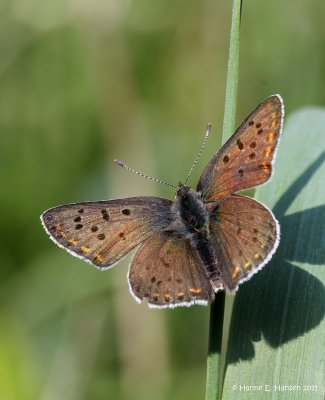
[[205, 1, 242, 400], [206, 293, 226, 400], [221, 106, 325, 399], [222, 0, 242, 143]]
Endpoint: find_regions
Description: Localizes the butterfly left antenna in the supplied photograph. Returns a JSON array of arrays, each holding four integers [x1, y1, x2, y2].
[[114, 160, 177, 189], [184, 123, 211, 186]]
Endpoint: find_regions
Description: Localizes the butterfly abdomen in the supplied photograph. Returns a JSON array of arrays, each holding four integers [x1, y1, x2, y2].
[[192, 236, 224, 292]]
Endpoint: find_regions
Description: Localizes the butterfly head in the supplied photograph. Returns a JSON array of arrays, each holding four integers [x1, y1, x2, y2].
[[176, 182, 202, 197], [176, 182, 190, 198]]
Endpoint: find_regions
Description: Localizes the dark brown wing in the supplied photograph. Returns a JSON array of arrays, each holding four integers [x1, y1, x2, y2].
[[128, 232, 214, 308], [197, 95, 284, 201], [41, 197, 173, 269], [208, 195, 279, 292]]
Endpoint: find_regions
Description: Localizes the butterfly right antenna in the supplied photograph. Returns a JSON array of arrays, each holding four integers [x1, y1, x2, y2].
[[184, 123, 211, 186]]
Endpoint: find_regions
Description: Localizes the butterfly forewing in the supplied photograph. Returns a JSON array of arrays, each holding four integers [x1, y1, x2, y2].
[[128, 232, 215, 308], [208, 194, 279, 292], [41, 197, 173, 269], [197, 95, 283, 201]]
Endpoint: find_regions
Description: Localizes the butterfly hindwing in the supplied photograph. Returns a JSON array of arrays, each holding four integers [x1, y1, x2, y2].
[[197, 95, 283, 201], [128, 232, 215, 308], [41, 197, 173, 269], [208, 194, 279, 292]]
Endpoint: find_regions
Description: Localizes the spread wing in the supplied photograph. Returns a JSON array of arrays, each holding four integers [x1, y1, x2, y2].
[[197, 95, 284, 201], [128, 232, 215, 308], [208, 194, 279, 292], [41, 197, 173, 269]]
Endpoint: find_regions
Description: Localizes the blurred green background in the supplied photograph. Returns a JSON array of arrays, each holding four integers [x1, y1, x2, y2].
[[1, 0, 325, 399]]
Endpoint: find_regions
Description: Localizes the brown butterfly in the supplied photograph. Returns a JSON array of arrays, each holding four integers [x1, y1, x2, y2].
[[41, 95, 284, 308]]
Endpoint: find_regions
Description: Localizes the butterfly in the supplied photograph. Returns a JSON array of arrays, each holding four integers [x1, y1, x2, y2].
[[41, 95, 284, 309]]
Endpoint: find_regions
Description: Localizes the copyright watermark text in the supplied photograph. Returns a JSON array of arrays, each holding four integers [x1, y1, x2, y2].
[[231, 384, 318, 393]]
